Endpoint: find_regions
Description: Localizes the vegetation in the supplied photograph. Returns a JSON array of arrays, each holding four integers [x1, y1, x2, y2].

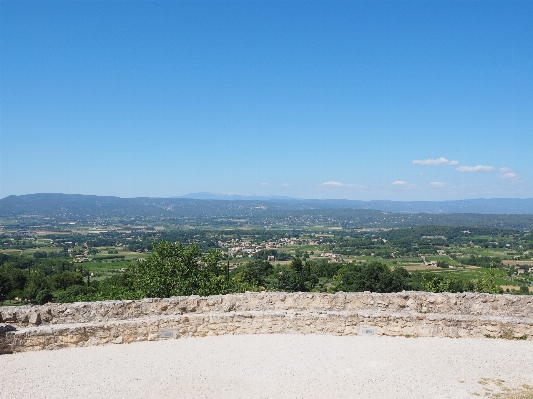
[[128, 241, 230, 298], [1, 197, 532, 305], [336, 262, 410, 293], [1, 238, 522, 305]]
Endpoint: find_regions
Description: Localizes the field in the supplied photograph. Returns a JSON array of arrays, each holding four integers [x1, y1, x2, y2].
[[2, 218, 532, 300]]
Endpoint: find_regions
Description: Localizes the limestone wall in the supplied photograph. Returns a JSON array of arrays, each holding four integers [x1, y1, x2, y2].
[[1, 292, 532, 354]]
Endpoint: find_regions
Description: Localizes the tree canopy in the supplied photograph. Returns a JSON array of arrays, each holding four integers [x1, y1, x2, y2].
[[127, 240, 230, 298]]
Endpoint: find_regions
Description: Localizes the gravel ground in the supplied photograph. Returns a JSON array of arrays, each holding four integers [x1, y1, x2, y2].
[[1, 335, 532, 399]]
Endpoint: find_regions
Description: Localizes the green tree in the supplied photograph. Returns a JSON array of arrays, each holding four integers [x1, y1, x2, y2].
[[128, 240, 230, 298], [275, 267, 301, 292], [55, 284, 96, 303], [85, 273, 136, 301], [0, 264, 27, 300], [23, 269, 53, 304], [436, 260, 449, 268], [240, 260, 273, 287], [335, 261, 410, 293], [0, 271, 10, 302], [472, 264, 503, 294], [275, 257, 318, 292], [52, 271, 84, 291]]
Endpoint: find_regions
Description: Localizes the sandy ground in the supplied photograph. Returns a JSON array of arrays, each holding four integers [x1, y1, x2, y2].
[[1, 335, 532, 399]]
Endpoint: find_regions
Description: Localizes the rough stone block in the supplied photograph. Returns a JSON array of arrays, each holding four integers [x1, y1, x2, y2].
[[29, 313, 41, 325], [1, 311, 17, 323]]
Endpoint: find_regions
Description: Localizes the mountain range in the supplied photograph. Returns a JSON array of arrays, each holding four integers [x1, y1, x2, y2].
[[1, 193, 532, 217], [176, 193, 533, 214]]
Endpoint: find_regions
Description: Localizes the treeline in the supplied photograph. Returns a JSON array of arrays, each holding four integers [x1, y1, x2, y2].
[[1, 241, 510, 305], [456, 255, 504, 268], [322, 225, 531, 257], [231, 257, 501, 295], [0, 253, 87, 304], [380, 226, 518, 242]]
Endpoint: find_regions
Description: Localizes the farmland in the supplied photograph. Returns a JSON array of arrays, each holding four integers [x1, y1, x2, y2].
[[1, 195, 533, 305]]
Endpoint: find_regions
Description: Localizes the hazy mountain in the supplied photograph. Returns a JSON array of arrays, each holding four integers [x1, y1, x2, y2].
[[175, 192, 297, 201], [1, 194, 532, 218], [1, 194, 533, 230], [176, 193, 533, 214], [315, 198, 533, 214]]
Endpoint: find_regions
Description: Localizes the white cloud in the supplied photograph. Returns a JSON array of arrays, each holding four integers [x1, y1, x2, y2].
[[260, 182, 271, 186], [455, 165, 494, 173], [501, 172, 517, 179], [281, 183, 292, 187], [499, 167, 517, 180], [322, 181, 345, 187], [429, 182, 446, 187], [413, 157, 459, 166], [392, 181, 409, 186]]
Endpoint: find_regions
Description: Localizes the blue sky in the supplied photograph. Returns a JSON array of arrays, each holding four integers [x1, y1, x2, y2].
[[1, 1, 532, 201]]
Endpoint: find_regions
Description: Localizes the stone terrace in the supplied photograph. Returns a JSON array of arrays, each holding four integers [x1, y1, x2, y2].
[[1, 291, 533, 354]]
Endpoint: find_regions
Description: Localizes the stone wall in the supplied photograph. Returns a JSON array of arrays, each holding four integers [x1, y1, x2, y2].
[[1, 292, 532, 354]]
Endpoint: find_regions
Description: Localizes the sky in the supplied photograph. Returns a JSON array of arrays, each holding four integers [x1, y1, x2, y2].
[[1, 1, 532, 201]]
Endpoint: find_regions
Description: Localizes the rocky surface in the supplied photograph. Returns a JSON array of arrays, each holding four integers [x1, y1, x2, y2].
[[1, 292, 532, 354]]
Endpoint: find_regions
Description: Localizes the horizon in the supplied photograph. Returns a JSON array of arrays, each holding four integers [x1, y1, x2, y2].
[[2, 192, 533, 203], [1, 1, 532, 201]]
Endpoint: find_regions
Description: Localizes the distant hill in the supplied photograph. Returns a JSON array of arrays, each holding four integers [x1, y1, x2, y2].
[[316, 198, 533, 214], [1, 193, 532, 217], [1, 193, 532, 230], [175, 192, 297, 201], [176, 193, 533, 214]]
